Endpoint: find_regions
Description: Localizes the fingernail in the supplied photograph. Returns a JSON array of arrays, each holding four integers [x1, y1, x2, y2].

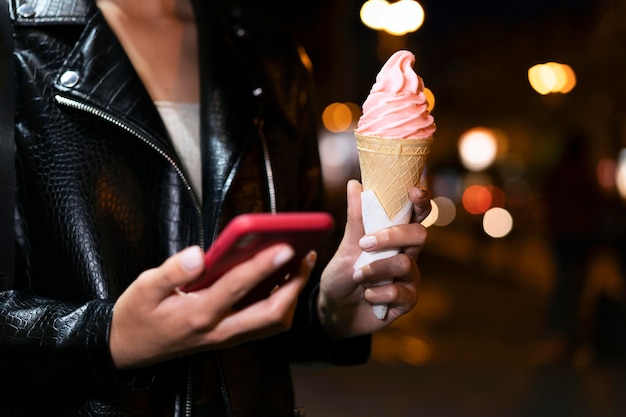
[[359, 235, 377, 249], [306, 251, 318, 268], [353, 268, 364, 283], [180, 246, 204, 272], [273, 247, 295, 266]]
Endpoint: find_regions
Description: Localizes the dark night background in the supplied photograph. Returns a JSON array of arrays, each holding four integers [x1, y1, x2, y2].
[[231, 1, 626, 416]]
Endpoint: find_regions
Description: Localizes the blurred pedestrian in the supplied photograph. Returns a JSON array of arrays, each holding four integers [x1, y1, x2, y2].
[[538, 130, 604, 364]]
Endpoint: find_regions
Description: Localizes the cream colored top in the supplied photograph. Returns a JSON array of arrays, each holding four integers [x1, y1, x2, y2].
[[155, 101, 202, 200]]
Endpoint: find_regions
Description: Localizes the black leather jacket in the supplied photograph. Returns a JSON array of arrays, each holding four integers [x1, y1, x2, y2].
[[0, 1, 370, 415]]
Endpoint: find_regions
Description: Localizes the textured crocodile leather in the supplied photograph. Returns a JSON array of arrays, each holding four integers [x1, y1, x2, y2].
[[0, 0, 371, 416]]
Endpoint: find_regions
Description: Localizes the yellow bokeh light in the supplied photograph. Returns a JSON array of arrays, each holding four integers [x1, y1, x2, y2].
[[528, 62, 576, 95], [560, 63, 576, 93], [421, 198, 438, 227], [384, 0, 425, 36], [322, 102, 356, 133], [360, 0, 389, 30], [297, 46, 313, 73], [422, 196, 456, 227], [424, 87, 435, 112], [432, 196, 456, 226], [360, 0, 425, 36], [528, 64, 553, 95], [345, 101, 362, 123]]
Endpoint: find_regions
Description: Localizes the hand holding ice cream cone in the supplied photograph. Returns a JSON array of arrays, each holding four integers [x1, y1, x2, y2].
[[354, 50, 435, 319]]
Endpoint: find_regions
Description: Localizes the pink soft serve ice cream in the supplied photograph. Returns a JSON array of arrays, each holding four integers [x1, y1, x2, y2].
[[355, 50, 435, 139], [353, 50, 436, 320]]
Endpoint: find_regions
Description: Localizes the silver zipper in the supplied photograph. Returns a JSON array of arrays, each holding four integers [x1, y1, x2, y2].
[[55, 94, 201, 417], [257, 121, 277, 214], [54, 95, 205, 249]]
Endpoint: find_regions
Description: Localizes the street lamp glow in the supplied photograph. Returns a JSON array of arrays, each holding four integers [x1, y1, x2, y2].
[[458, 127, 498, 171], [360, 0, 388, 30], [360, 0, 426, 36], [528, 62, 577, 94]]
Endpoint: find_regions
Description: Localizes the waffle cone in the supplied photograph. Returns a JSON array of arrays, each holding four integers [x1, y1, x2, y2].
[[355, 133, 432, 220]]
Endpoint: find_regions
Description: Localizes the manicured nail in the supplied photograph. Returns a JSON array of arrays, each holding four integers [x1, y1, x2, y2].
[[180, 246, 204, 272], [359, 235, 377, 250], [273, 247, 295, 266]]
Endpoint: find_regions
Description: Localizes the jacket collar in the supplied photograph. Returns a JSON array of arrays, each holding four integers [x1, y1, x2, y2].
[[37, 0, 264, 242], [51, 9, 178, 156]]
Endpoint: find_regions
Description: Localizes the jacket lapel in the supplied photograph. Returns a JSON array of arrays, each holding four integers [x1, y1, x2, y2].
[[194, 2, 263, 242], [53, 11, 175, 156]]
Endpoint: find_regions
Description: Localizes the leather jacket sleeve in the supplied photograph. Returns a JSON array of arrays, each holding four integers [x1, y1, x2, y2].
[[0, 0, 160, 398]]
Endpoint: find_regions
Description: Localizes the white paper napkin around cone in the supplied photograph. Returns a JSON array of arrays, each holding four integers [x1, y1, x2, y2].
[[353, 134, 432, 320]]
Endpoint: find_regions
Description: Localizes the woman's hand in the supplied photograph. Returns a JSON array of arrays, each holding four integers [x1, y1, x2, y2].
[[318, 180, 430, 338], [109, 244, 315, 369]]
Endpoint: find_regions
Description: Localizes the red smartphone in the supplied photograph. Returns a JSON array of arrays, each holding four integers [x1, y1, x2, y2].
[[181, 212, 335, 307]]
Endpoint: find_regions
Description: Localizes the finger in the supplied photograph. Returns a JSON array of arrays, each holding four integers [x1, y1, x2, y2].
[[136, 246, 205, 301], [364, 281, 418, 315], [355, 253, 416, 286], [360, 222, 427, 253], [409, 186, 432, 223], [261, 250, 316, 314], [203, 251, 316, 346], [197, 244, 296, 313], [343, 180, 365, 243]]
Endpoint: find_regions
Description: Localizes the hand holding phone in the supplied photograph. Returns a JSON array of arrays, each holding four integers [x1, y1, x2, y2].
[[181, 212, 334, 308]]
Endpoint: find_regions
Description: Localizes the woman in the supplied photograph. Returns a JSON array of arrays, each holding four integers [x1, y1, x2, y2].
[[0, 0, 431, 415]]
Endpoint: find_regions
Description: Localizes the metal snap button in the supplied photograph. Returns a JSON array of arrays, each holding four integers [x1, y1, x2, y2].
[[17, 3, 36, 18], [60, 71, 80, 88]]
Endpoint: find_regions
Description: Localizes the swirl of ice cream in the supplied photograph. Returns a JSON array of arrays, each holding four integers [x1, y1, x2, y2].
[[355, 50, 436, 139]]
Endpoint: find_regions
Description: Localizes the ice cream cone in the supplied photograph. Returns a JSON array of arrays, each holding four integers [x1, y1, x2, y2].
[[355, 133, 432, 220], [354, 133, 432, 320]]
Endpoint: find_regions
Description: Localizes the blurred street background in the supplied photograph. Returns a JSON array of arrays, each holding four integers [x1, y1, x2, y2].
[[228, 0, 626, 415], [291, 245, 626, 417]]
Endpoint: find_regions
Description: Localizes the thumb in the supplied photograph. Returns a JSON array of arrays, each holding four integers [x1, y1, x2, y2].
[[343, 180, 365, 243], [139, 246, 205, 298]]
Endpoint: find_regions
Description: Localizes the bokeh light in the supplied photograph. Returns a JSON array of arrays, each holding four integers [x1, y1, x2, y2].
[[420, 196, 456, 228], [421, 198, 438, 227], [482, 207, 513, 238], [424, 87, 435, 112], [384, 0, 425, 36], [359, 0, 388, 30], [616, 149, 626, 199], [462, 184, 493, 214], [360, 0, 425, 36], [431, 196, 456, 226], [528, 62, 576, 95], [321, 102, 360, 133], [458, 127, 498, 171]]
